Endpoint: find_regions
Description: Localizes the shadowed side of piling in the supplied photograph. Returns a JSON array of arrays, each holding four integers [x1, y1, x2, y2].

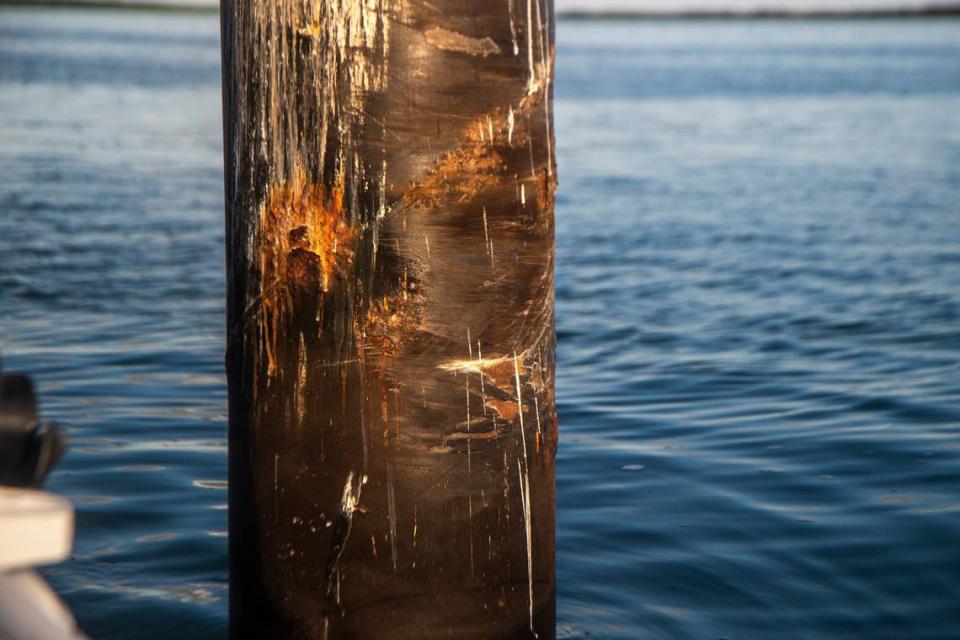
[[221, 1, 556, 638]]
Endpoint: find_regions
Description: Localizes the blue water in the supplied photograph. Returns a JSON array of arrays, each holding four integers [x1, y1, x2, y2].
[[2, 8, 959, 639]]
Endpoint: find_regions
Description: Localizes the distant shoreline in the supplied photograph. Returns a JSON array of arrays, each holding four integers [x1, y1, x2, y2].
[[2, 0, 960, 19], [561, 6, 960, 20], [0, 0, 217, 11]]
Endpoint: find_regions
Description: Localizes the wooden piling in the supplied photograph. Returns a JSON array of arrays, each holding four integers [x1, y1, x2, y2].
[[220, 1, 556, 637]]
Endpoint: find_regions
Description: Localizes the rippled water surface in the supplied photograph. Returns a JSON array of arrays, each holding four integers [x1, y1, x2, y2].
[[2, 9, 959, 639]]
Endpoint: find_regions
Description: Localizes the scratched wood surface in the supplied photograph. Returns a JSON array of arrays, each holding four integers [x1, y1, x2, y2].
[[221, 1, 556, 637]]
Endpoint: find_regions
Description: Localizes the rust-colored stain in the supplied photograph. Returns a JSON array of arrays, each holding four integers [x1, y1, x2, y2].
[[404, 146, 505, 210], [535, 168, 555, 212], [484, 357, 525, 391], [261, 169, 355, 292], [358, 289, 425, 357], [485, 398, 519, 422], [401, 82, 556, 221], [258, 168, 357, 374]]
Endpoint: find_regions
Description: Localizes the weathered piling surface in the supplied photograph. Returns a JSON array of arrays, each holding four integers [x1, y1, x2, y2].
[[221, 1, 556, 637]]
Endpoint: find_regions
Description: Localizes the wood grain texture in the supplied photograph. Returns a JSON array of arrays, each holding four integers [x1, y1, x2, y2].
[[221, 1, 556, 637]]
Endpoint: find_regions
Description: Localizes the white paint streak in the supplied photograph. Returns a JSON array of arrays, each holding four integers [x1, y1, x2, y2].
[[482, 205, 492, 266], [514, 351, 536, 635], [466, 358, 472, 472], [533, 391, 542, 439], [514, 352, 529, 467], [477, 340, 487, 411], [340, 470, 360, 515], [387, 463, 398, 572], [509, 0, 520, 55], [378, 158, 388, 219], [439, 354, 511, 376], [526, 0, 535, 82], [517, 460, 536, 637]]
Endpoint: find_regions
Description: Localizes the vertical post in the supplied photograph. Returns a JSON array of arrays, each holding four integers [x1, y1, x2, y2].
[[221, 0, 556, 637]]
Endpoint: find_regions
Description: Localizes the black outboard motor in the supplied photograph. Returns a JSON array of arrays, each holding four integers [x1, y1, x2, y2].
[[0, 363, 66, 488], [0, 356, 85, 639]]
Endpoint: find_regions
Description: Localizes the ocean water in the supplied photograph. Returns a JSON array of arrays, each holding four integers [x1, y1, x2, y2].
[[1, 8, 959, 639]]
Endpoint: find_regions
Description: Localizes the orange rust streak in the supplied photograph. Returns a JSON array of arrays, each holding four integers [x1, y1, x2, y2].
[[400, 92, 553, 212], [403, 148, 505, 210], [261, 168, 355, 294], [485, 399, 519, 422], [256, 168, 357, 376], [535, 167, 556, 212], [356, 289, 425, 358]]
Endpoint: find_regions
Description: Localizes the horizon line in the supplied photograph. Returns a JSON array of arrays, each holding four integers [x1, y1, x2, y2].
[[2, 0, 960, 19]]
